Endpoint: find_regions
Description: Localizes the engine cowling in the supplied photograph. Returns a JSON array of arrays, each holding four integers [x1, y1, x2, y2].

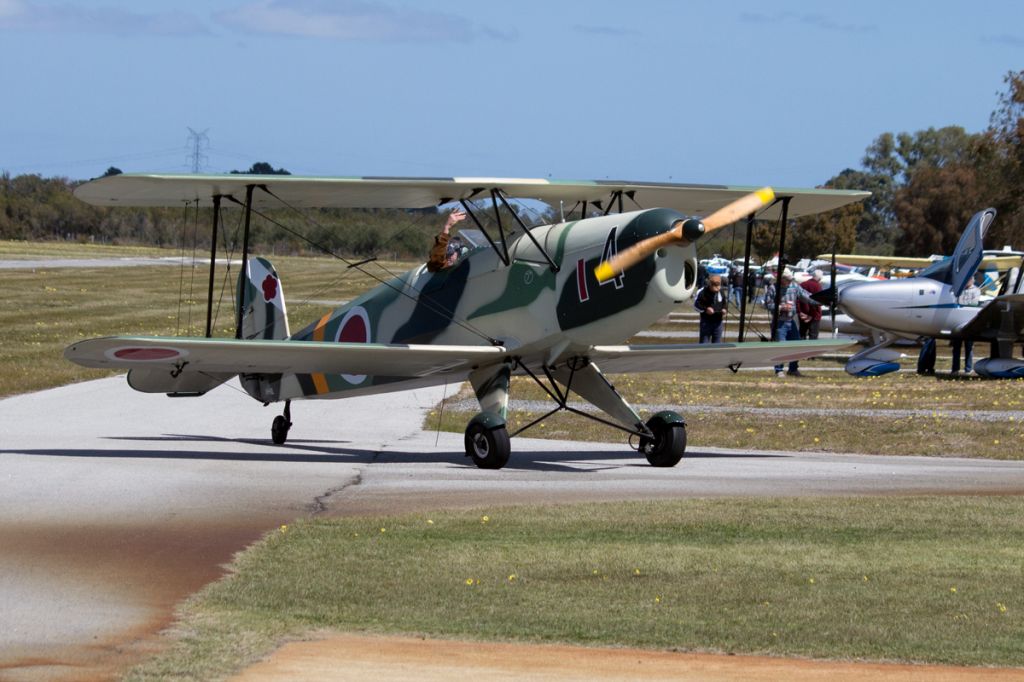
[[974, 358, 1024, 379]]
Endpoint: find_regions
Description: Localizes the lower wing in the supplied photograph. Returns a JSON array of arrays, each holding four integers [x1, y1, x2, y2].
[[65, 336, 508, 378], [586, 338, 856, 373]]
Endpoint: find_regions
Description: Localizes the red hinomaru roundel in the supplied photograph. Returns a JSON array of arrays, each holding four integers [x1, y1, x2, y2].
[[106, 347, 186, 362], [262, 274, 279, 302], [335, 306, 371, 384]]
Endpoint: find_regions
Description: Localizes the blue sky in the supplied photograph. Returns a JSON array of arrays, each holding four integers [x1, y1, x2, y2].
[[1, 0, 1021, 186]]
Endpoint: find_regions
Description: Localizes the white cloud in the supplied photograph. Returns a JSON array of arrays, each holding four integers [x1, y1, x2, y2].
[[739, 11, 876, 34], [0, 0, 25, 20], [214, 0, 509, 43], [0, 1, 208, 35]]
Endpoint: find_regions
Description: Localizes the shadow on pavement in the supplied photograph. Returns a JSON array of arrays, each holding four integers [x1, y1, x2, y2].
[[7, 433, 788, 473]]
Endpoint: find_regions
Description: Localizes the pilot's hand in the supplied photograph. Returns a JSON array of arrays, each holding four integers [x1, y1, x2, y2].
[[445, 209, 467, 231]]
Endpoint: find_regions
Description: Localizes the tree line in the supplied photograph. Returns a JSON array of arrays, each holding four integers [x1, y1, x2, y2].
[[0, 164, 441, 258], [769, 70, 1024, 262], [3, 71, 1023, 261]]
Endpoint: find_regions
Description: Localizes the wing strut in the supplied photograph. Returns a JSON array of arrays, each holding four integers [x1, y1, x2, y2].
[[458, 189, 561, 272], [204, 194, 222, 338], [494, 190, 560, 273], [737, 211, 756, 342], [459, 198, 509, 266], [769, 196, 793, 341], [226, 184, 262, 339]]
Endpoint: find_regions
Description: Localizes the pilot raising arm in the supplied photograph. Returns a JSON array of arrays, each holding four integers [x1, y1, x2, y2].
[[427, 209, 467, 272]]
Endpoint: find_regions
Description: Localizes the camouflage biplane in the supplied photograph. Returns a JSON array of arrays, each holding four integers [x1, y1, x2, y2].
[[66, 175, 866, 469]]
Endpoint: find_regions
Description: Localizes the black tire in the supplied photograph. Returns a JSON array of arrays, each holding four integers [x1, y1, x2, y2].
[[271, 415, 290, 445], [639, 414, 686, 467], [464, 422, 511, 470]]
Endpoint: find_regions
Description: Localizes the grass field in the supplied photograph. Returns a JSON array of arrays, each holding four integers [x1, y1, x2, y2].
[[126, 497, 1024, 679], [0, 240, 416, 397]]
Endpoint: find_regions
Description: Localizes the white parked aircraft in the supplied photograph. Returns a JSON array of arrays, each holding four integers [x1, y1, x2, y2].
[[824, 209, 1024, 378]]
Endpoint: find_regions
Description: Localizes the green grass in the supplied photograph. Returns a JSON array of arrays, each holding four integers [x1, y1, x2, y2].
[[0, 238, 173, 259], [0, 241, 416, 397], [127, 497, 1024, 679]]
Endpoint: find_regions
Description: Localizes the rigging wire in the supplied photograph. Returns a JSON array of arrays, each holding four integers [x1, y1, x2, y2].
[[176, 202, 189, 335], [434, 376, 448, 447], [745, 214, 782, 341], [211, 204, 242, 334], [187, 199, 201, 335]]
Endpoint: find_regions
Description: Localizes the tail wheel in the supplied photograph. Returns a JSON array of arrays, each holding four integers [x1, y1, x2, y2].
[[271, 415, 291, 445], [639, 413, 686, 467], [465, 422, 511, 470]]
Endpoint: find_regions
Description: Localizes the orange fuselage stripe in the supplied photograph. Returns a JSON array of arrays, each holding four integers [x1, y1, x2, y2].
[[311, 313, 332, 393]]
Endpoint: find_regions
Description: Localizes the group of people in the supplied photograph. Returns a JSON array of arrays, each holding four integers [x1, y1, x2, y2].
[[694, 267, 825, 377]]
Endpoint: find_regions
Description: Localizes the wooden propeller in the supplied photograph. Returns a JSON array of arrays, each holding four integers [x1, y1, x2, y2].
[[594, 187, 775, 283]]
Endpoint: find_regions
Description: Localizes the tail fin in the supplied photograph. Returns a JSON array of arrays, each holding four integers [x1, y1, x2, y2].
[[949, 208, 996, 297], [237, 257, 290, 341]]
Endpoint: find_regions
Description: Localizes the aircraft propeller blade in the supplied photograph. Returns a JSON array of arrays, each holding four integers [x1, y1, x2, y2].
[[595, 187, 775, 283]]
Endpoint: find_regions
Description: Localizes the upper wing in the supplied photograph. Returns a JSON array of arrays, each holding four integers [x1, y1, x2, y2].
[[74, 174, 869, 220], [953, 294, 1024, 340], [818, 253, 1021, 272], [819, 253, 934, 269], [587, 339, 856, 374], [65, 336, 508, 377]]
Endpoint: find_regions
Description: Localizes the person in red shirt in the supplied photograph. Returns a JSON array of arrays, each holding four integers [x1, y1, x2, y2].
[[798, 269, 824, 339]]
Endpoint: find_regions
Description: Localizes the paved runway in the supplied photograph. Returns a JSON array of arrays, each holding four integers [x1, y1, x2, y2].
[[3, 376, 1024, 680]]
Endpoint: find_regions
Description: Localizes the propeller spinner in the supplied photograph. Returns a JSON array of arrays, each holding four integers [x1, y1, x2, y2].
[[594, 187, 775, 283]]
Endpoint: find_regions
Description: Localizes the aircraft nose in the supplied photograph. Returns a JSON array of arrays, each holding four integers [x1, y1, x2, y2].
[[839, 281, 904, 328]]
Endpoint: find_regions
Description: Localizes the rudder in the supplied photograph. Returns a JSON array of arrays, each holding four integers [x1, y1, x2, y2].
[[237, 257, 290, 340]]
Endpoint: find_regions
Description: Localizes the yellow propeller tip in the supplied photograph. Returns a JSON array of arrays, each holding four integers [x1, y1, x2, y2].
[[594, 262, 616, 283], [756, 187, 775, 204]]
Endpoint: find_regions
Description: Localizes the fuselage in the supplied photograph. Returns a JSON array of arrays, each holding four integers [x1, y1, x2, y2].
[[839, 277, 978, 339], [276, 208, 698, 400]]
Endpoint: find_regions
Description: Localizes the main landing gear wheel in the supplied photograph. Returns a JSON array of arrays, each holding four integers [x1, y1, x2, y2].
[[465, 420, 511, 470], [639, 412, 686, 467], [271, 401, 292, 445]]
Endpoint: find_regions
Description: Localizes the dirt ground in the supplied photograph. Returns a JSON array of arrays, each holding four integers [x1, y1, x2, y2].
[[231, 634, 1024, 682]]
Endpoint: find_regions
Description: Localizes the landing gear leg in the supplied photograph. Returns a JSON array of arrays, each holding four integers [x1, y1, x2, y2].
[[271, 400, 292, 445]]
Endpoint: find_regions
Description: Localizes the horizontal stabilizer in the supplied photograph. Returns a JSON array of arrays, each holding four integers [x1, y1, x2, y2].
[[587, 338, 855, 374], [127, 368, 235, 395]]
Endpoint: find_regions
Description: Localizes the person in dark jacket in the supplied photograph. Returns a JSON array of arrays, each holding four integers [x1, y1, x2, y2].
[[694, 275, 728, 343]]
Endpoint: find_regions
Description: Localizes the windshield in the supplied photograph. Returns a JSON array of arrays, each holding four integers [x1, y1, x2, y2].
[[455, 228, 494, 250]]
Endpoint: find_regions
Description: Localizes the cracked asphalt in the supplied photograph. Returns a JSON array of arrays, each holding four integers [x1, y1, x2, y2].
[[4, 376, 1024, 681]]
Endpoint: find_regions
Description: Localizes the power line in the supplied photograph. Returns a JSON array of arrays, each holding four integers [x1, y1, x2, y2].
[[186, 127, 210, 174]]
